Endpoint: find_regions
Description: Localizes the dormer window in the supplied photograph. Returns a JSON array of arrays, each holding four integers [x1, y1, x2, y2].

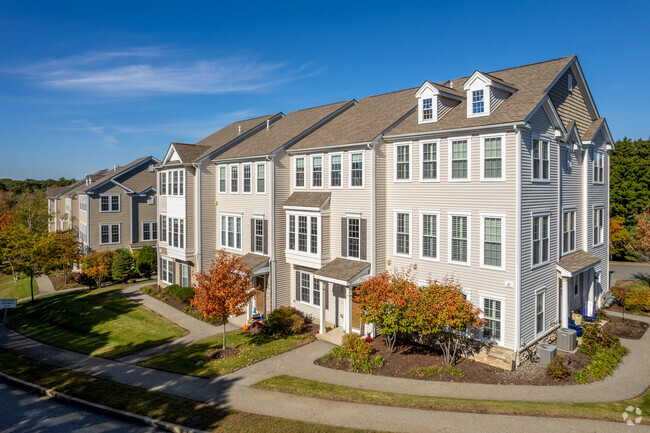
[[422, 98, 433, 120], [472, 90, 484, 114]]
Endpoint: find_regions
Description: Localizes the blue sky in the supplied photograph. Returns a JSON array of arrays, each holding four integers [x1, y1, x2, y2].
[[1, 0, 648, 180]]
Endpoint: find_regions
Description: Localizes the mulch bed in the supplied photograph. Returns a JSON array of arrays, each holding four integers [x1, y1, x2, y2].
[[603, 316, 648, 339], [207, 347, 242, 359], [49, 273, 82, 291], [315, 335, 591, 386]]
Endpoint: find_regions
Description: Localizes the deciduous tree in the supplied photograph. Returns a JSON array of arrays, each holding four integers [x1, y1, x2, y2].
[[82, 250, 116, 288], [191, 251, 255, 349], [626, 211, 650, 262]]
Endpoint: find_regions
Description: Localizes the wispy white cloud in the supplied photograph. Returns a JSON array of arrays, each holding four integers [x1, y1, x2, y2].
[[66, 119, 120, 150], [9, 46, 314, 97]]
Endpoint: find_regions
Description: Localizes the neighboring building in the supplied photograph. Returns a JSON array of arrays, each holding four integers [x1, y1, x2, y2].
[[56, 156, 160, 253], [47, 170, 107, 233], [154, 55, 611, 368]]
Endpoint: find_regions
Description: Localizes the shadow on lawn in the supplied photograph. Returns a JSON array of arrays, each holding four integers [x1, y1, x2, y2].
[[6, 287, 179, 359]]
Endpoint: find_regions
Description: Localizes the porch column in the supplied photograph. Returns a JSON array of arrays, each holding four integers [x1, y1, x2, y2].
[[345, 286, 352, 334], [319, 282, 326, 335], [561, 277, 569, 328], [587, 268, 595, 304]]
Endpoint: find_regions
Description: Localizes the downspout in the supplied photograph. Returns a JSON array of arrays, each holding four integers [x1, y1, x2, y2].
[[268, 155, 276, 311], [582, 147, 588, 251], [368, 142, 376, 277], [194, 163, 202, 272], [514, 125, 523, 363], [130, 195, 134, 245], [54, 199, 58, 231]]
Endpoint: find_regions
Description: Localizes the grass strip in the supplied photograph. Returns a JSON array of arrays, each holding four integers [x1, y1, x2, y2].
[[0, 350, 375, 433], [0, 273, 37, 299], [255, 375, 649, 424]]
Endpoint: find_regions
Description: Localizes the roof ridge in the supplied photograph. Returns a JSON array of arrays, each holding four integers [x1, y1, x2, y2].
[[360, 86, 419, 101], [486, 55, 575, 75], [286, 99, 353, 115]]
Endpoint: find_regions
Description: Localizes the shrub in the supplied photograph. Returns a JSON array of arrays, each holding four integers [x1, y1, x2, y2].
[[342, 333, 374, 357], [626, 289, 650, 312], [444, 365, 466, 377], [331, 346, 348, 359], [575, 370, 591, 384], [164, 284, 195, 302], [410, 366, 440, 377], [112, 249, 134, 283], [546, 356, 570, 382], [585, 346, 628, 381], [263, 306, 305, 336], [136, 245, 157, 279], [141, 285, 155, 295], [579, 323, 620, 357]]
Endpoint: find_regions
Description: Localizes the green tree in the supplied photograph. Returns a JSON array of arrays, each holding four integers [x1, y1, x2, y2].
[[82, 250, 115, 288], [112, 249, 134, 283], [610, 138, 650, 221], [626, 211, 650, 263], [135, 245, 157, 279]]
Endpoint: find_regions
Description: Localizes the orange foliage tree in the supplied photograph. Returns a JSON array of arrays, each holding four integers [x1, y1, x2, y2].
[[81, 250, 116, 288], [609, 216, 630, 260], [191, 250, 256, 349], [626, 211, 650, 262]]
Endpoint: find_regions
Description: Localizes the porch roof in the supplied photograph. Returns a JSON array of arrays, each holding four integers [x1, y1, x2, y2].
[[314, 257, 370, 286], [240, 252, 270, 276], [283, 192, 331, 209], [557, 250, 601, 277]]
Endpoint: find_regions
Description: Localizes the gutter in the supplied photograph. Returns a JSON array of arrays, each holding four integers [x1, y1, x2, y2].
[[369, 142, 376, 277], [268, 154, 277, 310], [286, 141, 372, 154], [193, 162, 202, 272], [513, 123, 529, 362], [384, 121, 525, 141]]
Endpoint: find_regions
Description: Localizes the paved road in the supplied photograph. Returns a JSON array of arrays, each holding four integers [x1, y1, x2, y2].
[[0, 382, 162, 433], [610, 261, 650, 286]]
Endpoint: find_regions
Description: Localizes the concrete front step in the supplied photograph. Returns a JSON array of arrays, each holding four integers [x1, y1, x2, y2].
[[316, 327, 345, 346]]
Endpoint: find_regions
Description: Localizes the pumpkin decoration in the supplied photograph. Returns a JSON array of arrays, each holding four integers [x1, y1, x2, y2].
[[243, 325, 250, 331]]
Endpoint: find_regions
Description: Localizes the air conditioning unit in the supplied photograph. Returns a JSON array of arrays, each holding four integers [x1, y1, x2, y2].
[[537, 343, 557, 366], [557, 328, 577, 352]]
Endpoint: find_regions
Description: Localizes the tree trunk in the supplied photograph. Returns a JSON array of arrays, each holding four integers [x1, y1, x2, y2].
[[222, 321, 227, 350], [63, 266, 68, 285], [30, 275, 34, 302], [384, 332, 397, 355]]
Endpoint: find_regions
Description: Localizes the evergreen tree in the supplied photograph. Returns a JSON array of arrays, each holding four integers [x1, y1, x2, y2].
[[111, 249, 134, 283], [136, 245, 157, 279]]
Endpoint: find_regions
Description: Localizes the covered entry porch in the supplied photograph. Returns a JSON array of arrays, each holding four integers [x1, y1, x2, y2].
[[313, 258, 371, 339], [242, 252, 270, 322], [557, 250, 601, 328]]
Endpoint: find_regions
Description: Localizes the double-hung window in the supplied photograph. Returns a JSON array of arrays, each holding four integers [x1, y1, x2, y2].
[[310, 217, 318, 254], [254, 219, 264, 253], [287, 213, 319, 257], [533, 139, 550, 181], [422, 97, 433, 120], [472, 90, 484, 114], [167, 217, 185, 248], [330, 154, 342, 188], [219, 166, 227, 193], [421, 141, 438, 181], [312, 156, 323, 188], [243, 164, 251, 193], [450, 139, 469, 180], [482, 216, 503, 269], [483, 298, 502, 343], [562, 210, 576, 254], [161, 215, 167, 243], [450, 214, 469, 264], [536, 291, 545, 335], [395, 143, 411, 181], [298, 216, 308, 252], [100, 195, 120, 212], [100, 223, 120, 244], [299, 272, 320, 307], [347, 218, 360, 259], [256, 163, 266, 193], [230, 166, 239, 193], [221, 214, 241, 250], [79, 195, 88, 212], [142, 221, 157, 241], [161, 172, 167, 195], [482, 135, 503, 180], [295, 157, 305, 188], [165, 169, 185, 196], [350, 152, 363, 187], [593, 207, 604, 246], [420, 212, 438, 260], [593, 151, 604, 184], [288, 215, 296, 250], [395, 211, 410, 256], [180, 264, 190, 287], [161, 258, 174, 284], [532, 215, 550, 266]]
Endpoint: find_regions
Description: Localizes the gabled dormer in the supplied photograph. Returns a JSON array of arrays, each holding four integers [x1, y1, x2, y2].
[[463, 71, 517, 118], [415, 81, 465, 124]]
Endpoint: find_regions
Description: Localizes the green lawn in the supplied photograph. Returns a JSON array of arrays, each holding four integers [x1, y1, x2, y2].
[[8, 285, 185, 359], [0, 273, 38, 299], [143, 330, 313, 377], [0, 350, 376, 433], [255, 375, 649, 424]]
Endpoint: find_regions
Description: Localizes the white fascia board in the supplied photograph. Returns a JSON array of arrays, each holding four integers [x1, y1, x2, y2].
[[286, 142, 371, 154], [110, 179, 135, 194], [526, 96, 567, 137], [384, 121, 525, 141]]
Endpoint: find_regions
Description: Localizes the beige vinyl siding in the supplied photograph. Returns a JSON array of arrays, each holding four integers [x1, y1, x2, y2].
[[586, 129, 609, 294], [384, 132, 518, 349], [89, 184, 132, 251], [274, 151, 291, 310], [519, 108, 559, 345], [548, 69, 593, 137], [185, 168, 196, 253], [437, 97, 458, 120], [375, 142, 387, 274], [490, 87, 510, 113], [200, 163, 217, 271]]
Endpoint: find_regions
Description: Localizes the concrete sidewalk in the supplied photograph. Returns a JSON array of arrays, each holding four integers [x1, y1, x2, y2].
[[117, 284, 239, 364], [34, 275, 55, 295]]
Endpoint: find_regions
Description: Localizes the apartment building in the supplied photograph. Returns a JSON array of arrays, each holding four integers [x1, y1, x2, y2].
[[156, 55, 612, 367], [49, 157, 160, 253], [47, 169, 107, 233]]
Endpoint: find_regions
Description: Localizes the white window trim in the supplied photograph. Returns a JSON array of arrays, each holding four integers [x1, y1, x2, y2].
[[593, 150, 605, 185], [166, 217, 186, 249], [310, 154, 325, 189], [328, 152, 344, 190], [531, 211, 551, 270], [348, 150, 365, 189], [535, 288, 546, 337], [448, 211, 471, 266], [255, 162, 267, 195], [418, 95, 437, 124], [298, 271, 321, 308], [229, 164, 239, 194], [467, 87, 491, 118], [393, 141, 412, 183], [141, 220, 157, 242], [393, 209, 412, 258], [161, 257, 174, 284], [180, 264, 190, 287], [478, 292, 506, 347], [99, 223, 121, 245], [562, 208, 577, 255], [163, 169, 185, 196], [99, 194, 121, 212], [593, 205, 605, 247], [253, 215, 265, 254], [480, 133, 506, 182], [531, 135, 552, 184], [285, 210, 321, 258], [218, 165, 227, 194], [219, 212, 243, 252], [480, 212, 506, 271], [419, 210, 440, 262], [242, 163, 252, 195], [447, 136, 472, 182], [294, 155, 307, 189], [419, 139, 440, 183], [345, 215, 362, 261]]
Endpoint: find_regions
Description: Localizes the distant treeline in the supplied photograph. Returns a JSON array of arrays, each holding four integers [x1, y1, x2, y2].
[[610, 137, 650, 222], [0, 178, 77, 194]]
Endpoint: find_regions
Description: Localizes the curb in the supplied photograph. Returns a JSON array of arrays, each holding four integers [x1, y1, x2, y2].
[[0, 371, 209, 433]]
